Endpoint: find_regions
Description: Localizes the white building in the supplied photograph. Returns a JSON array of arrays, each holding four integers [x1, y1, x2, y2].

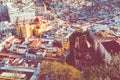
[[16, 47, 28, 54]]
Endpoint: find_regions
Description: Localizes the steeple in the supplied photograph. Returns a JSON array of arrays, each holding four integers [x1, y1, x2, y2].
[[23, 19, 26, 25], [16, 17, 20, 25]]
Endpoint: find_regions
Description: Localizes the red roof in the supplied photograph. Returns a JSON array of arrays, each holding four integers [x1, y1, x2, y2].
[[29, 39, 40, 47], [34, 17, 40, 23], [102, 40, 120, 54], [33, 17, 43, 24]]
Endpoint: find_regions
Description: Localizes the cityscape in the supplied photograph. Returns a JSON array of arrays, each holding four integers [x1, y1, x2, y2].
[[0, 0, 120, 80]]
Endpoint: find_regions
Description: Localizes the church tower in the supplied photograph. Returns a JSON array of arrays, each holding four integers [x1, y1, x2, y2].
[[34, 17, 41, 37], [16, 17, 22, 37], [21, 19, 32, 38]]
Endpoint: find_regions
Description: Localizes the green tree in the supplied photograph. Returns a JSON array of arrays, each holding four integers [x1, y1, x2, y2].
[[38, 61, 83, 80]]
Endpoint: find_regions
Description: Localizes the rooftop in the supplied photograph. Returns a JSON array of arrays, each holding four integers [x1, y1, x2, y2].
[[28, 39, 41, 48], [0, 66, 36, 80], [0, 72, 26, 79], [102, 40, 120, 54]]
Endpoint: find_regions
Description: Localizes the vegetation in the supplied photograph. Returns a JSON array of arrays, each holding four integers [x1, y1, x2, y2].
[[39, 54, 120, 80], [38, 61, 83, 80], [83, 54, 120, 80]]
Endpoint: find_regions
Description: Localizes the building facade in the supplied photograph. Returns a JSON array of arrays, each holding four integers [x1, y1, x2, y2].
[[15, 17, 52, 38]]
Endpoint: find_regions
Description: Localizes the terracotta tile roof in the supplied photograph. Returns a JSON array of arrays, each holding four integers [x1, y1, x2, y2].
[[29, 39, 40, 47]]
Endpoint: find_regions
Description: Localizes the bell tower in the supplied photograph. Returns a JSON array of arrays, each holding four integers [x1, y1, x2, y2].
[[15, 17, 21, 37]]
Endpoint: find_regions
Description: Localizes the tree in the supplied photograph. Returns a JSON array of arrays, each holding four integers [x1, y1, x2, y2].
[[38, 61, 83, 80], [83, 54, 120, 80]]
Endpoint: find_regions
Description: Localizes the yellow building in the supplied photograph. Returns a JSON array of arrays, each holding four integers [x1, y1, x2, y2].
[[16, 17, 21, 37], [21, 20, 33, 38], [62, 39, 70, 51], [16, 17, 33, 38], [15, 17, 52, 38], [62, 33, 71, 51], [34, 23, 42, 36], [34, 22, 52, 36]]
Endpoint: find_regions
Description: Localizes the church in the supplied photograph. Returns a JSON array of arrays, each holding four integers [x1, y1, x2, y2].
[[15, 16, 52, 38]]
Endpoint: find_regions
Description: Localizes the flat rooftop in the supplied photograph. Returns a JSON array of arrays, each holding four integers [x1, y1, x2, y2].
[[0, 72, 26, 79], [0, 66, 36, 80], [102, 40, 120, 54], [0, 66, 36, 72]]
